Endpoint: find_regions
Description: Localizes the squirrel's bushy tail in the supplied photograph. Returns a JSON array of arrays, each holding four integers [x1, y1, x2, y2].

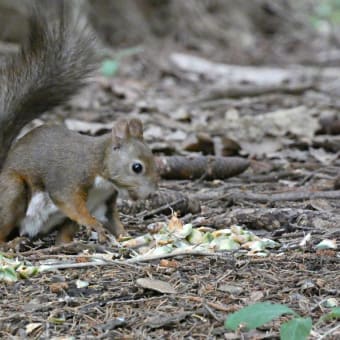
[[0, 0, 96, 166]]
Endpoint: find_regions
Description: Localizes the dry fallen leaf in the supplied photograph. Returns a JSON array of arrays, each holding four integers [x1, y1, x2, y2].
[[49, 282, 69, 293], [168, 213, 184, 232], [76, 280, 89, 289], [315, 239, 337, 250], [136, 278, 177, 294], [218, 284, 243, 295], [159, 259, 179, 268], [26, 323, 42, 335]]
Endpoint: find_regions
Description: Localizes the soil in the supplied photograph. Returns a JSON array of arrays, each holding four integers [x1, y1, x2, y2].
[[1, 26, 340, 340]]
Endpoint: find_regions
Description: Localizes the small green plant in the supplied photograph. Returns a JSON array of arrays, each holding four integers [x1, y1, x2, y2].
[[0, 253, 39, 282], [100, 47, 143, 77], [224, 302, 340, 340], [311, 0, 340, 29]]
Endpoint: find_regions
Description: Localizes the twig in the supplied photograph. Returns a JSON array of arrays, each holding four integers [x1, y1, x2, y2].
[[203, 303, 222, 321], [180, 295, 235, 313], [126, 247, 220, 263], [39, 258, 141, 272], [38, 247, 221, 271], [318, 323, 340, 340], [189, 82, 314, 103], [222, 190, 340, 203], [136, 198, 185, 218], [39, 259, 112, 271], [18, 241, 106, 256]]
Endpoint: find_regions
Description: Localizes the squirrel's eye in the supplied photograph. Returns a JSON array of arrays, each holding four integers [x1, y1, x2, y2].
[[132, 162, 143, 174]]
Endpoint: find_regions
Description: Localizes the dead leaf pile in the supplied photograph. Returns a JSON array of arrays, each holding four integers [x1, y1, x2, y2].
[[121, 214, 280, 258]]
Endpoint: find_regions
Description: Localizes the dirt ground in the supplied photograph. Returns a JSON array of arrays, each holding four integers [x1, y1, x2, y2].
[[1, 23, 340, 340]]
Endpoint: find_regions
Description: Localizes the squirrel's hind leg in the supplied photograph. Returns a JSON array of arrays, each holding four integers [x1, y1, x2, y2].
[[0, 173, 28, 242], [51, 190, 109, 243], [56, 220, 79, 244]]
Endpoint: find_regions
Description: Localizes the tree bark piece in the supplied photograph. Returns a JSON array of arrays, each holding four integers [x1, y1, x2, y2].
[[219, 207, 340, 231], [156, 156, 249, 180], [221, 189, 340, 203], [190, 82, 314, 102], [118, 189, 201, 217]]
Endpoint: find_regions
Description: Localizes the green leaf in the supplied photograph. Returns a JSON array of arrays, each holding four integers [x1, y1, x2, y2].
[[48, 317, 66, 325], [321, 298, 338, 308], [187, 228, 204, 244], [100, 59, 119, 76], [213, 237, 240, 251], [280, 317, 312, 340], [0, 267, 18, 282], [17, 265, 39, 279], [315, 3, 332, 17], [319, 307, 340, 322], [115, 46, 143, 59], [174, 223, 193, 239], [315, 239, 337, 250], [329, 307, 340, 318], [224, 302, 296, 331], [202, 232, 213, 243]]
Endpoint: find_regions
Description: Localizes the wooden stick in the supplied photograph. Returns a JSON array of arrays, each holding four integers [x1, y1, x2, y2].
[[38, 247, 222, 271]]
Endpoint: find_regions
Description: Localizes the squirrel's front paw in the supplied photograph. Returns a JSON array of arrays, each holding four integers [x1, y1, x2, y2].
[[86, 223, 109, 243], [0, 236, 31, 252], [96, 228, 109, 243], [103, 221, 128, 240]]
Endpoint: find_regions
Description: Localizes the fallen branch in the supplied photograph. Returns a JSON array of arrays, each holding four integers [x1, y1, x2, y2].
[[17, 241, 106, 256], [318, 324, 340, 340], [222, 189, 340, 203], [170, 53, 320, 86], [180, 295, 235, 313], [118, 189, 201, 217], [39, 260, 110, 271], [156, 156, 249, 180], [211, 207, 340, 231], [38, 247, 222, 272], [145, 311, 193, 329], [190, 82, 314, 102], [126, 247, 220, 263]]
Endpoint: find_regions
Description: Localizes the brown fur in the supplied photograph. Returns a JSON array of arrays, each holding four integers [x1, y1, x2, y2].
[[0, 2, 158, 244], [0, 122, 158, 243], [0, 0, 96, 167]]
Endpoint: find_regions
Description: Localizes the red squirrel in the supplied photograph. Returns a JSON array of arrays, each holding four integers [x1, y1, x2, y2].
[[0, 1, 158, 244]]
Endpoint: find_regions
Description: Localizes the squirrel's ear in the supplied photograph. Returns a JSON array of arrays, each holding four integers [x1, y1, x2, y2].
[[112, 119, 130, 147], [128, 118, 143, 140]]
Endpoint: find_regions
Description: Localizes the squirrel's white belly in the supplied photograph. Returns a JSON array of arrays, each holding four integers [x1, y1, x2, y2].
[[19, 176, 116, 237]]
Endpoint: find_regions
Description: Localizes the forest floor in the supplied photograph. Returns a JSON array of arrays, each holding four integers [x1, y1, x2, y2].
[[0, 44, 339, 339]]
